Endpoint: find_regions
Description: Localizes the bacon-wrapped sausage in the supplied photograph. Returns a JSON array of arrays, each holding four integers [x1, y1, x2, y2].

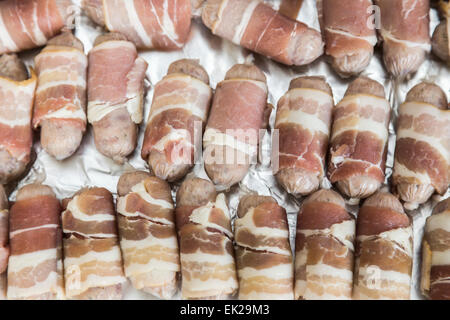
[[421, 198, 450, 300], [142, 59, 212, 181], [201, 0, 323, 66], [393, 82, 449, 210], [175, 178, 238, 299], [374, 0, 431, 78], [320, 0, 377, 77], [62, 188, 126, 300], [328, 77, 390, 202], [235, 195, 294, 300], [0, 54, 37, 184], [0, 0, 71, 55], [87, 33, 148, 163], [7, 184, 64, 300], [294, 189, 355, 300], [432, 1, 450, 63], [353, 192, 413, 300], [116, 171, 180, 299], [82, 0, 191, 50], [33, 32, 88, 160], [203, 64, 268, 189], [0, 185, 8, 299], [274, 76, 333, 196]]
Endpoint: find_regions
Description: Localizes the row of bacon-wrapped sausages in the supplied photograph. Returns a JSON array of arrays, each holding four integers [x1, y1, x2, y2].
[[0, 30, 448, 210], [0, 176, 448, 300], [0, 0, 449, 79]]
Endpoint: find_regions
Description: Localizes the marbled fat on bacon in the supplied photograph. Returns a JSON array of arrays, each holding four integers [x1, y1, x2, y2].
[[235, 195, 294, 300], [421, 198, 450, 300], [328, 77, 390, 201], [321, 0, 377, 77], [295, 190, 355, 300], [393, 82, 449, 210], [142, 59, 212, 182], [374, 0, 431, 77], [33, 32, 88, 160], [0, 59, 37, 184], [0, 0, 71, 54], [203, 64, 268, 189], [87, 33, 148, 163], [7, 184, 64, 300], [62, 188, 126, 300], [201, 0, 323, 66], [275, 76, 333, 196], [116, 173, 180, 299], [353, 192, 413, 300], [176, 178, 238, 299], [82, 0, 191, 50]]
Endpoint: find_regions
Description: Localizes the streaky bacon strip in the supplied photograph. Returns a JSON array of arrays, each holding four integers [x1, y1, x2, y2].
[[82, 0, 192, 50], [0, 0, 70, 54], [116, 173, 180, 299], [141, 59, 212, 182], [7, 184, 64, 300], [353, 192, 413, 300], [274, 76, 333, 196], [176, 178, 238, 299], [0, 185, 8, 300], [235, 195, 294, 300], [203, 64, 268, 189], [328, 77, 390, 201], [87, 37, 147, 124], [87, 34, 148, 163], [62, 188, 126, 300], [295, 190, 355, 300], [393, 82, 449, 210], [201, 0, 323, 66], [321, 0, 377, 77], [421, 198, 450, 300], [0, 67, 37, 183], [374, 0, 431, 77], [33, 33, 88, 160]]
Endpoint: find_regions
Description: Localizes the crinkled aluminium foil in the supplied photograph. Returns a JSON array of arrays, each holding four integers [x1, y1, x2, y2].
[[11, 0, 450, 300]]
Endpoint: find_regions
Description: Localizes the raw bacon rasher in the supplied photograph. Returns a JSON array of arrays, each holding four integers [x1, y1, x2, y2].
[[82, 0, 191, 50], [7, 184, 64, 300], [62, 188, 126, 300], [0, 55, 37, 184], [116, 171, 180, 299], [353, 192, 413, 300], [33, 32, 88, 160], [203, 63, 268, 189], [0, 0, 72, 54], [175, 178, 238, 299], [235, 195, 294, 300], [328, 76, 391, 202], [393, 82, 449, 210], [320, 0, 377, 77], [274, 76, 334, 197], [201, 0, 323, 66], [421, 198, 450, 300], [295, 189, 355, 300], [87, 33, 148, 163], [375, 0, 431, 77], [142, 59, 212, 182]]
